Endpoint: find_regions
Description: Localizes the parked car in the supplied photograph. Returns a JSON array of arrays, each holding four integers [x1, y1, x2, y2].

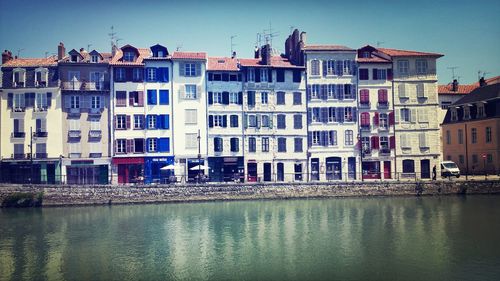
[[441, 161, 460, 178]]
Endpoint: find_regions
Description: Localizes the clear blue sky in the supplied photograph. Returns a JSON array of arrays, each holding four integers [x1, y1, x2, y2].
[[1, 0, 499, 84]]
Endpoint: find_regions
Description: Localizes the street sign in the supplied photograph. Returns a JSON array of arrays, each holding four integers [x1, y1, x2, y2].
[[482, 153, 487, 159]]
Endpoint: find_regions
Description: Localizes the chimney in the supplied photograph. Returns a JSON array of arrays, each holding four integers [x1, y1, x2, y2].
[[2, 50, 13, 64], [231, 51, 236, 59], [300, 32, 307, 45], [479, 77, 486, 87], [262, 44, 272, 65], [452, 79, 458, 91], [58, 42, 65, 60], [254, 46, 260, 59]]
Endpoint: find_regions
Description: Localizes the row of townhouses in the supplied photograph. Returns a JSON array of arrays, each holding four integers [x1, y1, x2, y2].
[[0, 29, 444, 184]]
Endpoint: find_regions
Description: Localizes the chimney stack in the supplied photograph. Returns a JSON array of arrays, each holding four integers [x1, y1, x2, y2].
[[300, 31, 307, 45], [261, 44, 272, 65], [58, 42, 65, 60], [231, 51, 236, 59], [479, 77, 486, 87], [2, 50, 13, 64], [452, 79, 458, 91], [254, 46, 260, 59]]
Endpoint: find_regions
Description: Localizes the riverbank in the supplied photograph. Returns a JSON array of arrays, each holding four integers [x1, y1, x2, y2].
[[1, 180, 500, 207]]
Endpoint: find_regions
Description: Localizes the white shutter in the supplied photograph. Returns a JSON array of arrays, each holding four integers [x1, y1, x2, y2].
[[418, 108, 429, 123], [395, 108, 400, 123], [400, 134, 407, 148], [41, 119, 47, 132], [419, 133, 427, 147], [398, 84, 406, 98], [178, 86, 185, 99], [410, 109, 417, 123], [196, 85, 202, 98], [179, 63, 185, 76]]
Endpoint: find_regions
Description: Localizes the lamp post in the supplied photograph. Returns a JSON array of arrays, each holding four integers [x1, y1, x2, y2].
[[197, 129, 201, 184], [357, 133, 364, 182], [29, 126, 33, 184]]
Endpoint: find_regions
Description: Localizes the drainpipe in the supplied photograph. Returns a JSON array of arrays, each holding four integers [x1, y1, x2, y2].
[[464, 122, 468, 180], [356, 62, 362, 182], [304, 52, 310, 182], [391, 60, 397, 180]]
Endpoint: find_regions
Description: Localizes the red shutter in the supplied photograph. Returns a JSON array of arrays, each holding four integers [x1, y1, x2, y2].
[[390, 136, 395, 149], [126, 139, 133, 153], [374, 112, 379, 126], [389, 112, 395, 125], [372, 136, 379, 149], [138, 91, 144, 106], [387, 69, 393, 81], [361, 112, 370, 126], [129, 92, 134, 106], [126, 115, 131, 129]]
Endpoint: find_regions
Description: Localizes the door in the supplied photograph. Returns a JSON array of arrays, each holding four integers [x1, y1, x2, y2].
[[263, 163, 272, 182], [277, 162, 284, 181], [247, 163, 257, 182], [311, 158, 320, 181], [383, 161, 391, 179], [348, 157, 356, 180], [421, 159, 430, 179]]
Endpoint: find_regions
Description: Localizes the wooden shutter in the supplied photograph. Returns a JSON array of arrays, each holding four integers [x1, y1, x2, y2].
[[372, 68, 378, 80], [390, 136, 395, 149], [46, 92, 52, 107], [321, 85, 327, 100], [322, 60, 327, 77], [126, 115, 131, 129], [195, 63, 201, 77], [7, 93, 13, 108], [208, 92, 213, 104], [138, 91, 144, 106], [208, 115, 213, 128], [179, 63, 185, 76], [306, 85, 311, 101], [389, 112, 395, 125], [222, 92, 229, 105], [394, 109, 400, 123], [238, 92, 243, 105], [222, 115, 227, 128], [374, 112, 379, 126], [129, 92, 134, 106], [411, 109, 417, 123]]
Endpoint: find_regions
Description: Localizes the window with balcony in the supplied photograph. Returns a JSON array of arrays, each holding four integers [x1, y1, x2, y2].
[[69, 142, 81, 158], [13, 119, 25, 138], [213, 92, 223, 104], [14, 143, 24, 159], [35, 143, 47, 159], [310, 60, 320, 76], [328, 131, 337, 146], [35, 93, 48, 110], [185, 85, 197, 99], [35, 118, 47, 137]]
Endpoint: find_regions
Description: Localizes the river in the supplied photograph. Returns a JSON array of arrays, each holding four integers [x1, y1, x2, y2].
[[1, 195, 499, 281]]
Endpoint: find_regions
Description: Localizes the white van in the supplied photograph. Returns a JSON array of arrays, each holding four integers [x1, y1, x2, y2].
[[441, 161, 461, 178]]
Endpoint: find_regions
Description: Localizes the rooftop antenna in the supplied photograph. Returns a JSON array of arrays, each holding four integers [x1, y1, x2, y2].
[[376, 41, 385, 47], [45, 51, 49, 58], [289, 25, 295, 34], [262, 21, 279, 47], [447, 66, 458, 81], [87, 44, 92, 51], [108, 25, 118, 50], [116, 38, 123, 46], [176, 44, 182, 51], [17, 48, 24, 58], [230, 35, 237, 56], [477, 70, 490, 80]]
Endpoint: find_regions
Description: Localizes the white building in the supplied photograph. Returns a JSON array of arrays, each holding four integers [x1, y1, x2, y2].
[[240, 44, 307, 182], [378, 47, 443, 179], [356, 45, 396, 180], [206, 57, 244, 182], [171, 51, 208, 182]]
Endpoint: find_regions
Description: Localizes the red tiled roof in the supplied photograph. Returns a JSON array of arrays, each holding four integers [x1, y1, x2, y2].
[[110, 47, 150, 66], [207, 57, 239, 71], [357, 56, 391, 63], [438, 84, 478, 95], [303, 45, 354, 51], [60, 50, 112, 63], [2, 56, 58, 67], [473, 76, 500, 86], [172, 52, 207, 60], [239, 56, 303, 68], [378, 47, 443, 57]]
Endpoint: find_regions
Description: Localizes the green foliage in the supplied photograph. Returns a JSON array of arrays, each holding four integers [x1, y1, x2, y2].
[[1, 192, 43, 208]]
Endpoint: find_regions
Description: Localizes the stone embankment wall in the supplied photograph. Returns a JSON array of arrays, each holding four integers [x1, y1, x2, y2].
[[1, 181, 500, 207]]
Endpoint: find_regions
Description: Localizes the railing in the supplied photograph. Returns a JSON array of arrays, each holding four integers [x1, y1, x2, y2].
[[61, 81, 109, 91], [34, 106, 48, 112], [377, 102, 389, 109], [33, 131, 48, 138], [68, 130, 81, 138], [359, 101, 370, 108], [360, 124, 371, 131], [35, 81, 47, 88], [89, 108, 102, 115], [13, 107, 26, 112], [89, 130, 102, 138], [379, 148, 391, 155], [12, 153, 26, 159], [11, 132, 26, 138], [69, 108, 81, 115], [395, 69, 437, 79], [14, 81, 25, 88], [35, 153, 48, 159]]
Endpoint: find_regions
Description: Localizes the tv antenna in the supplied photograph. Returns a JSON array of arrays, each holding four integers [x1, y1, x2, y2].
[[87, 44, 92, 51], [230, 35, 237, 56], [262, 21, 279, 47], [447, 66, 458, 80], [376, 41, 385, 47], [45, 51, 49, 58], [478, 70, 490, 80], [17, 48, 24, 58], [176, 44, 183, 51], [289, 25, 295, 34]]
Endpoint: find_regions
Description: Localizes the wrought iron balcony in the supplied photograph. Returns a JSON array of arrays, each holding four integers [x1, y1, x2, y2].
[[13, 107, 26, 112], [360, 124, 371, 131], [62, 81, 82, 90], [379, 148, 391, 155], [68, 130, 81, 138], [377, 101, 389, 109], [12, 153, 26, 159], [35, 153, 48, 159], [33, 131, 48, 138], [11, 132, 26, 138], [89, 130, 102, 138], [359, 101, 370, 108]]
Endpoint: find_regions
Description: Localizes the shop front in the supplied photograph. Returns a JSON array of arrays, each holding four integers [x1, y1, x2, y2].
[[144, 156, 175, 184], [65, 159, 110, 185], [362, 161, 381, 179], [0, 159, 60, 184], [208, 157, 244, 182], [187, 158, 206, 182], [113, 157, 144, 184]]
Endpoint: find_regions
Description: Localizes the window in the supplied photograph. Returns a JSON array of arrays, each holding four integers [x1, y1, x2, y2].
[[229, 92, 239, 104], [459, 155, 464, 164], [277, 69, 285, 82], [277, 91, 285, 105], [446, 130, 451, 145], [441, 101, 452, 110], [451, 109, 458, 122], [477, 104, 485, 118], [343, 60, 352, 75], [419, 133, 428, 148], [148, 138, 157, 152], [115, 68, 125, 81], [311, 84, 320, 99], [69, 142, 81, 157], [91, 55, 98, 63], [262, 137, 269, 152], [416, 83, 425, 98], [261, 92, 268, 104], [214, 137, 223, 152], [35, 93, 47, 109], [293, 92, 302, 105], [277, 114, 286, 129], [248, 115, 257, 127], [129, 91, 141, 106], [260, 69, 269, 82], [89, 118, 100, 131], [310, 60, 320, 75], [134, 139, 144, 153], [418, 108, 428, 123], [159, 90, 169, 105], [344, 84, 355, 99], [116, 91, 126, 107], [463, 106, 471, 120], [326, 60, 335, 75], [116, 139, 126, 154], [247, 91, 255, 106], [230, 138, 239, 152], [311, 108, 320, 123], [373, 69, 387, 80], [401, 135, 411, 149], [458, 129, 463, 144], [416, 59, 428, 74], [185, 133, 198, 149], [133, 68, 142, 81], [344, 107, 353, 122], [379, 113, 388, 129], [278, 138, 287, 152], [398, 84, 407, 98], [147, 68, 156, 81], [359, 69, 369, 80], [487, 154, 493, 164], [472, 154, 478, 164], [486, 127, 492, 143], [213, 115, 223, 127], [185, 63, 196, 76], [69, 118, 80, 131], [249, 137, 256, 152], [359, 89, 369, 104], [401, 108, 411, 123], [261, 115, 270, 127], [361, 137, 370, 153], [185, 85, 197, 99], [134, 115, 144, 129], [378, 90, 388, 104], [380, 136, 389, 150], [148, 115, 157, 129], [398, 60, 409, 75], [35, 68, 47, 85], [345, 130, 354, 145], [185, 109, 197, 125], [293, 114, 302, 129], [123, 52, 135, 62], [70, 96, 80, 108], [247, 69, 255, 82], [293, 70, 301, 82], [471, 128, 477, 144], [294, 138, 303, 152], [402, 160, 415, 173], [312, 131, 320, 145], [328, 107, 336, 122], [91, 96, 101, 109], [213, 92, 223, 104], [230, 115, 238, 127], [68, 71, 80, 81], [329, 131, 337, 146]]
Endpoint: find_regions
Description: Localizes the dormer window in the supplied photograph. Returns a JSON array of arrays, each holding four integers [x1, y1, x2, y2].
[[463, 106, 471, 120], [123, 51, 135, 62], [12, 68, 26, 87], [451, 109, 458, 121], [91, 55, 99, 63], [361, 51, 371, 58], [35, 68, 48, 87], [477, 104, 485, 118], [71, 55, 78, 62], [157, 50, 164, 57]]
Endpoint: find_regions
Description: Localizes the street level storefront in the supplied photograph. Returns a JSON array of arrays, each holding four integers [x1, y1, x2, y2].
[[208, 156, 244, 182], [144, 156, 175, 184], [113, 157, 144, 184], [310, 157, 357, 181], [0, 159, 61, 184], [187, 158, 206, 182], [64, 159, 110, 185]]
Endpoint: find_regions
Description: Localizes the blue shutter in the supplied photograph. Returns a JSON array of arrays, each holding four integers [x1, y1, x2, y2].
[[164, 114, 170, 129], [157, 115, 163, 129], [165, 137, 170, 152], [146, 138, 150, 152], [159, 90, 169, 105], [159, 138, 168, 152], [156, 68, 162, 82], [160, 67, 169, 82], [144, 68, 149, 81]]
